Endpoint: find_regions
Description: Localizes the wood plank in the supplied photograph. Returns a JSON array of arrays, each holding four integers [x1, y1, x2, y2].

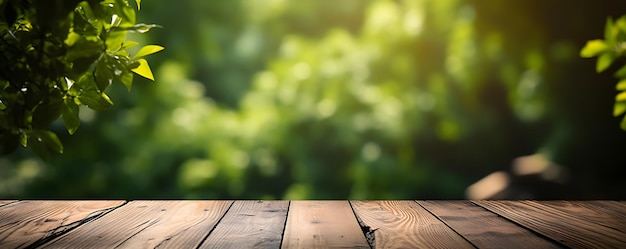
[[43, 200, 233, 248], [199, 200, 288, 248], [547, 201, 626, 232], [582, 201, 626, 217], [351, 200, 474, 248], [418, 200, 563, 249], [0, 200, 125, 249], [282, 201, 369, 249], [475, 200, 626, 249], [0, 200, 18, 208]]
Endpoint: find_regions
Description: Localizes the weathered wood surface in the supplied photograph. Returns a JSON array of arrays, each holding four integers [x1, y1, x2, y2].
[[351, 200, 473, 248], [199, 200, 288, 248], [418, 200, 563, 249], [475, 200, 626, 249], [282, 201, 369, 249], [0, 200, 17, 207], [43, 201, 233, 248], [0, 200, 623, 248], [0, 200, 125, 248]]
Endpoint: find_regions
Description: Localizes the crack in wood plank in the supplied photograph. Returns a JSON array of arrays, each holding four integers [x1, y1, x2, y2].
[[349, 201, 376, 249], [351, 200, 475, 248], [25, 203, 127, 249], [0, 201, 127, 249], [41, 201, 234, 248], [0, 200, 18, 208]]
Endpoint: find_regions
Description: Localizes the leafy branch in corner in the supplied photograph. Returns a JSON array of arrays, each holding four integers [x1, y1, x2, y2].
[[581, 15, 626, 130], [0, 0, 163, 158]]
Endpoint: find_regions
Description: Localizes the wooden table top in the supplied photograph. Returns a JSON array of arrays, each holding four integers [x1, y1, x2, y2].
[[0, 200, 624, 248]]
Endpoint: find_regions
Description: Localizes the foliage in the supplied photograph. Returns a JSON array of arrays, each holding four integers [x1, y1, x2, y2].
[[0, 0, 162, 158], [2, 0, 626, 200], [581, 15, 626, 130]]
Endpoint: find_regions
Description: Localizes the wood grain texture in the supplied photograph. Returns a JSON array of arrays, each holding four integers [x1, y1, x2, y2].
[[0, 200, 17, 208], [0, 200, 125, 249], [542, 201, 626, 232], [282, 201, 369, 249], [418, 200, 563, 249], [475, 200, 626, 248], [43, 200, 233, 249], [351, 200, 474, 249], [199, 200, 288, 248], [582, 201, 626, 217]]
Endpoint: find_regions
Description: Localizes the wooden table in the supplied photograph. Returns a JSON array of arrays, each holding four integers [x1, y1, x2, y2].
[[0, 200, 624, 248]]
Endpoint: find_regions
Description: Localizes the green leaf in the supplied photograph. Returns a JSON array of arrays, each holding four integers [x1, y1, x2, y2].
[[105, 29, 127, 51], [65, 36, 104, 62], [580, 40, 608, 58], [132, 45, 165, 59], [78, 92, 114, 111], [62, 97, 81, 135], [95, 59, 114, 92], [74, 2, 101, 36], [125, 1, 137, 24], [130, 59, 154, 80], [617, 80, 626, 91], [136, 0, 141, 10], [26, 130, 64, 158], [617, 16, 626, 39], [615, 65, 626, 79], [27, 133, 48, 159], [71, 74, 97, 95], [605, 17, 615, 44], [72, 75, 114, 110], [108, 52, 132, 76], [101, 93, 114, 105], [123, 40, 139, 49], [614, 100, 626, 116], [127, 61, 140, 69], [34, 130, 64, 154], [64, 32, 81, 46], [617, 91, 626, 102], [20, 132, 27, 147], [596, 53, 615, 72], [32, 99, 63, 129], [108, 0, 137, 25], [119, 70, 134, 91]]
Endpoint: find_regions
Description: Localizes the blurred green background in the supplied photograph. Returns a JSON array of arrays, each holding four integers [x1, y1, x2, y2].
[[2, 0, 626, 199]]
